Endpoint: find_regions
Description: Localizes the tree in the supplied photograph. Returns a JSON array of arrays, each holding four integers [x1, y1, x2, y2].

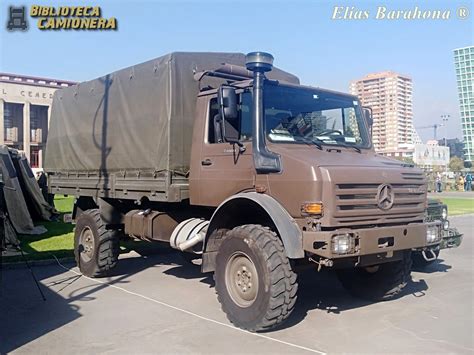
[[449, 156, 464, 172], [393, 156, 415, 165], [464, 161, 472, 169]]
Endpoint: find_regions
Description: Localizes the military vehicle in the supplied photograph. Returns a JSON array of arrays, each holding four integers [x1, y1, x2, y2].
[[413, 198, 463, 266], [45, 52, 441, 331]]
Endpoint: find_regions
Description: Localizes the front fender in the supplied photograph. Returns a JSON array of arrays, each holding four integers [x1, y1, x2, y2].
[[205, 192, 304, 259]]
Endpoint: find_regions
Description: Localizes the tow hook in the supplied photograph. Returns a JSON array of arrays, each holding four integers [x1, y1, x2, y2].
[[309, 257, 334, 272], [422, 249, 438, 262]]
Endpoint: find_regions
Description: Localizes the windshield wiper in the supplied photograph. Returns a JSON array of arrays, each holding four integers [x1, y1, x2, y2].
[[309, 136, 361, 153], [294, 137, 323, 150], [331, 143, 361, 153]]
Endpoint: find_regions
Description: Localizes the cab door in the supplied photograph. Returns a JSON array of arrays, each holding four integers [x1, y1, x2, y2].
[[197, 92, 254, 206]]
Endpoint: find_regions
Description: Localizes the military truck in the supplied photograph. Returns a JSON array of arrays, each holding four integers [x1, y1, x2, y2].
[[45, 52, 441, 331], [413, 199, 463, 266]]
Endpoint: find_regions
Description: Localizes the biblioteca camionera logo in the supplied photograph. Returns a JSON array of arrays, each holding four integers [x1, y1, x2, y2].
[[6, 5, 118, 31]]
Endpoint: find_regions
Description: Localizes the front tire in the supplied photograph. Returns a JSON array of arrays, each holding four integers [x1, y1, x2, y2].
[[215, 225, 298, 332], [74, 209, 120, 277], [336, 251, 412, 301]]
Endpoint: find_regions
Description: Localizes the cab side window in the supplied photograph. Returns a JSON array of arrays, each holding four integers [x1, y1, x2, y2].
[[208, 92, 252, 144]]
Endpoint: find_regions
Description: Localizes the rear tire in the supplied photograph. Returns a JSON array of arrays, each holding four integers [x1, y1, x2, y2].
[[74, 209, 120, 277], [215, 224, 298, 332], [336, 251, 412, 301]]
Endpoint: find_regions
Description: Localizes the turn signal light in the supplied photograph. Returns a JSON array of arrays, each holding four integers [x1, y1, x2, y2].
[[301, 202, 323, 216]]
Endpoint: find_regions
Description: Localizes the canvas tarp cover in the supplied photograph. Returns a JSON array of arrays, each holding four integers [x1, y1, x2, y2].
[[11, 150, 54, 221], [0, 146, 47, 235], [44, 52, 299, 173], [0, 171, 20, 249]]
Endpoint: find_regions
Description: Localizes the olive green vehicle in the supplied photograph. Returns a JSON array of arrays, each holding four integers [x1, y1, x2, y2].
[[45, 52, 441, 331], [412, 199, 463, 266]]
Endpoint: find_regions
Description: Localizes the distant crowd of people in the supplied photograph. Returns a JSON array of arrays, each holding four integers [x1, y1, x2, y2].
[[434, 171, 472, 192]]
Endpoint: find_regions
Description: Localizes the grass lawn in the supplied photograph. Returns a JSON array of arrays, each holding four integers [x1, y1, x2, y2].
[[441, 198, 474, 216], [8, 195, 76, 261]]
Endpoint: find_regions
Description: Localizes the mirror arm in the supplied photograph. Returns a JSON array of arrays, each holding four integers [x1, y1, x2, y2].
[[226, 138, 246, 153]]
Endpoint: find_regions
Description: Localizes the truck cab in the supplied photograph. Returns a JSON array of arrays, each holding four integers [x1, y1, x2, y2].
[[189, 56, 439, 269]]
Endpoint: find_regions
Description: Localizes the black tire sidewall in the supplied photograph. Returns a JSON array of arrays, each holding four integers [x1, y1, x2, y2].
[[215, 233, 272, 329], [74, 212, 102, 277], [337, 251, 411, 301]]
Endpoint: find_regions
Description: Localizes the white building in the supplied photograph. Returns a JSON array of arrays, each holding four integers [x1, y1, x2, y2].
[[0, 73, 75, 169]]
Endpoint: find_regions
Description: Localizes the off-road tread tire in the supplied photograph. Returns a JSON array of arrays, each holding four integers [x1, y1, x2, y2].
[[74, 209, 120, 278], [412, 250, 440, 268], [215, 224, 298, 332], [336, 251, 412, 301]]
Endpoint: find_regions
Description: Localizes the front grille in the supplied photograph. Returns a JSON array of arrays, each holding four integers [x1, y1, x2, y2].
[[329, 171, 426, 226]]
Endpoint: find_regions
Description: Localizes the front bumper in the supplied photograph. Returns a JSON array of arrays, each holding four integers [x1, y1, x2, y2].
[[416, 227, 463, 255], [303, 221, 441, 259]]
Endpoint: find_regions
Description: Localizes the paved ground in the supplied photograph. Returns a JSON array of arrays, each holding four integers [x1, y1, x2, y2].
[[1, 216, 472, 354]]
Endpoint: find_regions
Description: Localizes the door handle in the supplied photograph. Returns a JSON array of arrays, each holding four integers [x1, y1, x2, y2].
[[201, 159, 212, 166]]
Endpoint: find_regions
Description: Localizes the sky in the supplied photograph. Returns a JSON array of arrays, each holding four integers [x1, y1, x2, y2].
[[1, 0, 472, 142]]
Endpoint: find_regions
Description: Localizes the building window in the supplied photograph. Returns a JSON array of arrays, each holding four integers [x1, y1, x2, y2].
[[30, 105, 48, 144], [4, 102, 24, 148], [30, 146, 40, 168]]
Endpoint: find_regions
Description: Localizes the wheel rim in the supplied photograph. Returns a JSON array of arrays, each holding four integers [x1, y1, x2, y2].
[[79, 227, 95, 263], [225, 252, 259, 308]]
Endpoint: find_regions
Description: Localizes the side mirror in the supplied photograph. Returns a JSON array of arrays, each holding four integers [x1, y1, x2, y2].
[[217, 86, 240, 143], [218, 86, 238, 121], [363, 107, 373, 137]]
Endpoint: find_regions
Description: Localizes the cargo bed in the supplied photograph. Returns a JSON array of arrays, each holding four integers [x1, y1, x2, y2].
[[49, 169, 189, 202]]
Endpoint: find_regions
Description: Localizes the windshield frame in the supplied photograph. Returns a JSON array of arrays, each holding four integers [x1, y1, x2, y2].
[[263, 82, 372, 150]]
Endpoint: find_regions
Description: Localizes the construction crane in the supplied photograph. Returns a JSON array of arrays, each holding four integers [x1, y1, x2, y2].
[[416, 115, 450, 141], [415, 124, 444, 140]]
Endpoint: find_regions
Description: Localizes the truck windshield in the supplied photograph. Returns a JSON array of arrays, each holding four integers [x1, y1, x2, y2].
[[264, 84, 371, 149]]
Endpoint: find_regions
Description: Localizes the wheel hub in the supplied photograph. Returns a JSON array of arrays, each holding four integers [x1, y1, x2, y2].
[[225, 252, 258, 307], [79, 227, 95, 263]]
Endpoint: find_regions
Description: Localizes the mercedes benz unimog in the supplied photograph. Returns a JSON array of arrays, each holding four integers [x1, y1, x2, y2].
[[45, 52, 441, 331]]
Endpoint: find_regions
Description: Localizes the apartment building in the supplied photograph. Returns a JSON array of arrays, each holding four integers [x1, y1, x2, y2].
[[350, 71, 414, 157], [454, 46, 474, 163]]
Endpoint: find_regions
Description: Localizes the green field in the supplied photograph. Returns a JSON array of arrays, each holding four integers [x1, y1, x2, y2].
[[441, 198, 474, 216], [12, 195, 75, 261]]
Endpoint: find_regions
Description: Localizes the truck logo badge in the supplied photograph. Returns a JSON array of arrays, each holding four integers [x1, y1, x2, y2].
[[377, 183, 394, 210], [6, 6, 28, 31]]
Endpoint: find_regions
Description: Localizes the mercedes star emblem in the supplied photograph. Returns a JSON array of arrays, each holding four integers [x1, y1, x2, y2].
[[377, 183, 395, 210]]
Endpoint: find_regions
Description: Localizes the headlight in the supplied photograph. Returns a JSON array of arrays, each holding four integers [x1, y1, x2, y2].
[[443, 220, 449, 230], [426, 226, 441, 244], [331, 233, 355, 254], [441, 207, 448, 220]]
